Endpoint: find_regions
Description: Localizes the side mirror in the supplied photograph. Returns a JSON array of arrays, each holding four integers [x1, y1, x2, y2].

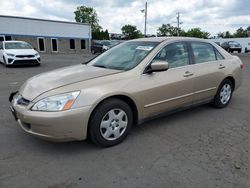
[[145, 60, 169, 74]]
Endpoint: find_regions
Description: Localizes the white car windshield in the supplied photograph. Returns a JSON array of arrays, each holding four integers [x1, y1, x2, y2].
[[89, 41, 159, 71], [5, 42, 33, 49]]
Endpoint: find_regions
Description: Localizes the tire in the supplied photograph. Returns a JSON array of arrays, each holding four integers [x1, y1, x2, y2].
[[89, 99, 133, 147], [238, 49, 241, 53], [212, 79, 233, 108]]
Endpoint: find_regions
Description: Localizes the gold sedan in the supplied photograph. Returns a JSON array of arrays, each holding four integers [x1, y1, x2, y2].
[[10, 37, 243, 147]]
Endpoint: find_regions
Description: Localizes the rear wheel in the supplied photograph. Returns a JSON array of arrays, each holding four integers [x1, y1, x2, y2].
[[89, 99, 133, 147], [212, 79, 233, 108]]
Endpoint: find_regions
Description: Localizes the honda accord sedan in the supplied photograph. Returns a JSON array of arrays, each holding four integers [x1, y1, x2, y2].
[[9, 37, 243, 147]]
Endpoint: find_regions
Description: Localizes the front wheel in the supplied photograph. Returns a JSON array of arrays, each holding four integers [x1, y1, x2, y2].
[[89, 99, 133, 147], [212, 79, 233, 108]]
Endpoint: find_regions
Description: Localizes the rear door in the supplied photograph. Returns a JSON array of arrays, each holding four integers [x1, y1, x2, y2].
[[141, 42, 195, 118], [190, 42, 226, 103]]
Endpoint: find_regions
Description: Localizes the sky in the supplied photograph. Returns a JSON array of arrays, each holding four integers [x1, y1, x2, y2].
[[0, 0, 250, 36]]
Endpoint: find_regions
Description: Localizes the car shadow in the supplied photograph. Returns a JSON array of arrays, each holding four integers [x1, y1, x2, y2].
[[23, 103, 214, 154]]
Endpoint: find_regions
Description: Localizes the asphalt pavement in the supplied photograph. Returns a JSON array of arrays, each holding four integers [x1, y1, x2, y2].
[[0, 53, 249, 188]]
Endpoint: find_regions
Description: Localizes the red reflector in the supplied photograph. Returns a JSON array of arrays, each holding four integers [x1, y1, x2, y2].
[[240, 64, 244, 69]]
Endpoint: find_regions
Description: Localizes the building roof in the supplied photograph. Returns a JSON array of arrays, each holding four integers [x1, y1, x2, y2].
[[0, 15, 91, 39], [0, 15, 89, 26]]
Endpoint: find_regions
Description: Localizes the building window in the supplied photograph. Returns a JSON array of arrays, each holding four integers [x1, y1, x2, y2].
[[0, 36, 5, 42], [81, 40, 86, 49], [51, 38, 58, 52], [37, 37, 45, 52], [70, 39, 75, 49], [5, 36, 12, 41]]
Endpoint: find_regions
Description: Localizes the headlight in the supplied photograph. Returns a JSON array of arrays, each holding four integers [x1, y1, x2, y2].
[[31, 91, 80, 112], [102, 45, 109, 50], [35, 53, 39, 56], [6, 53, 15, 57]]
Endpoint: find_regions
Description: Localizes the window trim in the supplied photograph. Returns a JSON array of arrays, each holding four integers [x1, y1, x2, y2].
[[37, 37, 46, 52], [189, 41, 217, 64], [51, 38, 58, 52], [69, 39, 75, 50]]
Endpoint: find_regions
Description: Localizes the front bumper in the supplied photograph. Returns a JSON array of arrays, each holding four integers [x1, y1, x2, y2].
[[10, 96, 91, 141], [6, 56, 40, 65]]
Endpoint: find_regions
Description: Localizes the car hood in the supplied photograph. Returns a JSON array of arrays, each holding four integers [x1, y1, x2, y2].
[[19, 64, 122, 101], [4, 49, 37, 55]]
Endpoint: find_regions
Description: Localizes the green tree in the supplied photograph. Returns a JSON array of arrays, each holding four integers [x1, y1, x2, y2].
[[104, 29, 110, 40], [233, 27, 247, 38], [185, 28, 210, 39], [224, 31, 232, 38], [121, 25, 142, 39], [74, 5, 102, 32], [157, 24, 179, 36]]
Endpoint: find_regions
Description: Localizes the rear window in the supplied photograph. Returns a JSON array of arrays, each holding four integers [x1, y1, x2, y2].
[[191, 42, 216, 64]]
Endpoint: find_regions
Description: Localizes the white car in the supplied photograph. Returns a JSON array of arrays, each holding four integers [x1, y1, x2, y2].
[[0, 41, 40, 67], [245, 42, 250, 53]]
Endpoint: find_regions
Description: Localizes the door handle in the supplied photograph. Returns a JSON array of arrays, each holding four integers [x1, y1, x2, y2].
[[219, 64, 225, 69], [183, 71, 194, 77]]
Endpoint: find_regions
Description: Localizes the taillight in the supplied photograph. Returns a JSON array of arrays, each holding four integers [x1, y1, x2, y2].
[[240, 63, 244, 69]]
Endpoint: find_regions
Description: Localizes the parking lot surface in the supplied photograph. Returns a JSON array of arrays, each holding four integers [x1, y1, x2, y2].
[[0, 53, 250, 188]]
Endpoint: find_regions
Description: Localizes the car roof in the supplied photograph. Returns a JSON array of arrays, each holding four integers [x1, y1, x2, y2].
[[130, 36, 212, 43]]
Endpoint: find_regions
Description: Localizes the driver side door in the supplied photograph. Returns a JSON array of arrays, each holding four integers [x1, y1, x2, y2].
[[141, 42, 195, 118]]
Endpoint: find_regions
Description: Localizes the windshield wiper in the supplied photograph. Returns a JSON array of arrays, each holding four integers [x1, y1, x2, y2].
[[93, 64, 108, 69]]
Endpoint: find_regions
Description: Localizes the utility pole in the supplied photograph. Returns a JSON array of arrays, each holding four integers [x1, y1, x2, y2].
[[144, 2, 147, 37], [141, 2, 147, 37], [177, 12, 180, 36]]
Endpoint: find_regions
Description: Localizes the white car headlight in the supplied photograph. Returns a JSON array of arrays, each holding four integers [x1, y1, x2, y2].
[[31, 91, 80, 112], [35, 53, 39, 56], [102, 45, 109, 50], [6, 53, 15, 57]]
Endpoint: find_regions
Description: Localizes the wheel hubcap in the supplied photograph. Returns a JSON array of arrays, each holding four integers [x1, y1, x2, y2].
[[100, 109, 128, 141], [220, 84, 232, 104]]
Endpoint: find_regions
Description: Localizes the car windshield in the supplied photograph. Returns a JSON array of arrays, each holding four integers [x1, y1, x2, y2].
[[89, 41, 159, 71], [5, 42, 33, 49]]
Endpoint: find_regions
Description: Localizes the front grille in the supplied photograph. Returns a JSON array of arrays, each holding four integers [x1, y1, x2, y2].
[[17, 97, 30, 106], [12, 59, 39, 65], [16, 55, 35, 58]]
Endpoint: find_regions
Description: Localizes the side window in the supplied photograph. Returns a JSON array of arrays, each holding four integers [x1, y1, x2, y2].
[[37, 37, 45, 52], [153, 42, 189, 69], [191, 42, 216, 64], [81, 40, 86, 49], [0, 42, 3, 50], [215, 49, 224, 60]]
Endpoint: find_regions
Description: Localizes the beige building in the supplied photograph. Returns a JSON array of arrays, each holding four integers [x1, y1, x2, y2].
[[0, 15, 91, 54]]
